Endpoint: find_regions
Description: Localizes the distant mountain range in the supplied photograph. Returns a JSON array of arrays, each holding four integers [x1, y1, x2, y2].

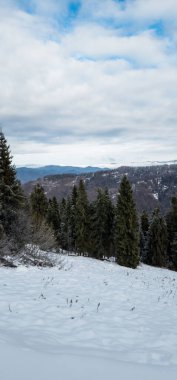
[[17, 161, 177, 184], [16, 165, 108, 184], [23, 164, 177, 213]]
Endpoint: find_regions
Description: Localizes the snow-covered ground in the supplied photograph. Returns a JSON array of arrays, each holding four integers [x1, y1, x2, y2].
[[0, 255, 177, 379]]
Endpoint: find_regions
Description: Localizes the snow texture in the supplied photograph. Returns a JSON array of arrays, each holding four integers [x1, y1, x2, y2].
[[0, 255, 177, 379]]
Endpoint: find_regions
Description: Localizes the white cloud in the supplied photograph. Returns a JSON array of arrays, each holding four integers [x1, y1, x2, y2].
[[0, 0, 177, 166], [125, 0, 177, 21], [62, 24, 170, 66], [81, 0, 177, 26]]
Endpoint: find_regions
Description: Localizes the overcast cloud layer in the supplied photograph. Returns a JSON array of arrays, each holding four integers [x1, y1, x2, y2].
[[0, 0, 177, 167]]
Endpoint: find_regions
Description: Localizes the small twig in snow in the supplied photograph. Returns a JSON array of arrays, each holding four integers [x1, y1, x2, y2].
[[130, 306, 135, 311], [97, 302, 100, 312]]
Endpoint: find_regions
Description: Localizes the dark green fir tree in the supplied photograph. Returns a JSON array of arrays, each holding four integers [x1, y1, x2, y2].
[[75, 179, 90, 255], [115, 176, 139, 269], [46, 197, 60, 246], [65, 196, 73, 251], [146, 209, 167, 267], [90, 189, 114, 259], [141, 210, 149, 236], [30, 183, 48, 225], [59, 198, 68, 250], [166, 197, 177, 267], [171, 232, 177, 270], [140, 210, 149, 263], [0, 131, 24, 237], [69, 185, 78, 252]]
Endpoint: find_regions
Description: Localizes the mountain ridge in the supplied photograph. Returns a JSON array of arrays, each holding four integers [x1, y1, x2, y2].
[[23, 163, 177, 213], [17, 165, 109, 183]]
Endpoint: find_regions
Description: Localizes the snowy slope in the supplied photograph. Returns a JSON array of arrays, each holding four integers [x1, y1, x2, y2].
[[0, 255, 177, 379]]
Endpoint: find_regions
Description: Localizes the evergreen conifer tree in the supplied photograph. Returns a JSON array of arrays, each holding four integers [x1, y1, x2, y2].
[[114, 176, 139, 269], [166, 197, 177, 267], [59, 198, 68, 250], [89, 189, 105, 259], [29, 185, 56, 252], [69, 185, 78, 252], [46, 197, 60, 246], [171, 232, 177, 270], [65, 196, 73, 251], [58, 196, 74, 251], [90, 189, 114, 259], [0, 131, 24, 234], [140, 210, 149, 263], [30, 184, 48, 225], [141, 210, 149, 236], [75, 180, 90, 255], [146, 208, 167, 267]]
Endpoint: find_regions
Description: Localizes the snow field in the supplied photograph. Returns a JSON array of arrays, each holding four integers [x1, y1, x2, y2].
[[0, 255, 177, 379]]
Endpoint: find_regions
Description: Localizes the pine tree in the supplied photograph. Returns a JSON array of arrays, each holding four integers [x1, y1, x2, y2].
[[30, 184, 48, 225], [140, 210, 149, 263], [65, 196, 73, 251], [29, 185, 57, 252], [69, 185, 78, 252], [146, 208, 167, 267], [115, 176, 139, 269], [0, 131, 24, 242], [89, 189, 105, 259], [59, 196, 75, 251], [59, 198, 68, 250], [166, 197, 177, 267], [141, 210, 149, 236], [46, 197, 60, 246], [104, 189, 115, 258], [171, 232, 177, 270], [90, 189, 114, 259], [75, 180, 90, 255]]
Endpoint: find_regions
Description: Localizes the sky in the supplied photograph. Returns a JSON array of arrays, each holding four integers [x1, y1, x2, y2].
[[0, 0, 177, 168]]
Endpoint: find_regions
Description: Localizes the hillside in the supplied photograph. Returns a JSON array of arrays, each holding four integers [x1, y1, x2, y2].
[[23, 164, 177, 213], [0, 254, 177, 379], [16, 165, 108, 183]]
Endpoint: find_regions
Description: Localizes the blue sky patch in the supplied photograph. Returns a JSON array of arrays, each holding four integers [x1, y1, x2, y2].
[[150, 20, 165, 37], [68, 1, 81, 17], [17, 0, 35, 14]]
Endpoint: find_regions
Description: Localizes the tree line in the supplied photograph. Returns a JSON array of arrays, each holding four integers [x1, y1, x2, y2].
[[1, 130, 177, 270]]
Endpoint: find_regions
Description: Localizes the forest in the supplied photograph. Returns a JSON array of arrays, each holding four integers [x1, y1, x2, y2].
[[1, 130, 177, 271]]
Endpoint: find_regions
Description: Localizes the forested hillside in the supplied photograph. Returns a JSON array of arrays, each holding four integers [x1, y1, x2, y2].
[[1, 131, 177, 273], [23, 164, 177, 213]]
